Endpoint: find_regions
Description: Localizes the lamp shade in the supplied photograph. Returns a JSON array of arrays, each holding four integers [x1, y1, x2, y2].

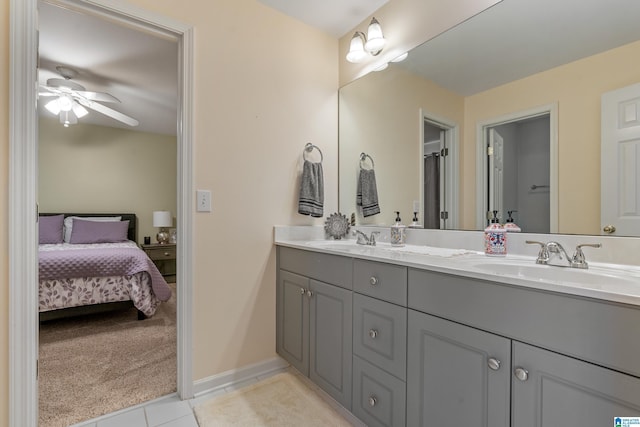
[[365, 17, 386, 54], [153, 211, 172, 227], [346, 32, 367, 63]]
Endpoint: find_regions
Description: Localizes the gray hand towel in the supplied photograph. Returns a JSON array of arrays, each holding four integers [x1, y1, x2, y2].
[[356, 168, 380, 217], [298, 160, 324, 218]]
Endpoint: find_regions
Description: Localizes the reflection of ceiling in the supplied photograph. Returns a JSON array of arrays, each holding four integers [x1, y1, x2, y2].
[[399, 0, 640, 96], [257, 0, 389, 38], [38, 1, 178, 135]]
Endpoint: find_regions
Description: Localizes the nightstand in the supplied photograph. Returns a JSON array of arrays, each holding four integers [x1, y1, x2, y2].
[[141, 243, 176, 283]]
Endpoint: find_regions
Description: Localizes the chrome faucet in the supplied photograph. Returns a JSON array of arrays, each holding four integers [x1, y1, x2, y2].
[[526, 241, 601, 269], [353, 230, 380, 246]]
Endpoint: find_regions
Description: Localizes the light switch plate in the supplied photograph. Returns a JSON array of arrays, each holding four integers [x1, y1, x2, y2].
[[196, 190, 212, 212]]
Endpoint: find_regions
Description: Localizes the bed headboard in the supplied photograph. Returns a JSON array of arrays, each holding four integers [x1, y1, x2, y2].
[[41, 213, 138, 242]]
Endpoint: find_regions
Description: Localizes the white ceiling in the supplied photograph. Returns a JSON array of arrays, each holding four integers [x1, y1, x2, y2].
[[398, 0, 640, 96], [38, 1, 179, 135], [257, 0, 389, 38]]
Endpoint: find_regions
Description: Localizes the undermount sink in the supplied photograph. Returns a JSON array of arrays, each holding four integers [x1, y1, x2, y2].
[[467, 258, 640, 290]]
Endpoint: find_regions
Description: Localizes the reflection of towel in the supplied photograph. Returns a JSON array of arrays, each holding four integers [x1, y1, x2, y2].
[[357, 169, 380, 217], [298, 160, 324, 217]]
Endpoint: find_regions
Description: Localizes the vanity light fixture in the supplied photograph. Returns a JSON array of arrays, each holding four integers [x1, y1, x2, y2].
[[346, 17, 387, 63]]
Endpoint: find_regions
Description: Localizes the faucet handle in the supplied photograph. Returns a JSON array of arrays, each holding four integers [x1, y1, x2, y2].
[[571, 243, 601, 269], [369, 231, 380, 245], [525, 240, 550, 264]]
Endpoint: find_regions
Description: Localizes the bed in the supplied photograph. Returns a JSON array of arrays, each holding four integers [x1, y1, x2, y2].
[[38, 213, 172, 321]]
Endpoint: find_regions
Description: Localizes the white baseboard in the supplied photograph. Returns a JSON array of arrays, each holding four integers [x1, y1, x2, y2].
[[192, 356, 290, 397]]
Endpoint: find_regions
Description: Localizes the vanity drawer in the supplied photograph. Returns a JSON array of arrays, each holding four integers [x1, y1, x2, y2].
[[353, 293, 406, 380], [352, 355, 406, 427], [354, 259, 407, 306], [278, 246, 352, 290]]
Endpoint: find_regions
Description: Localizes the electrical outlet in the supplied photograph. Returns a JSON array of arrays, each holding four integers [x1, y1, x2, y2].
[[196, 190, 212, 212]]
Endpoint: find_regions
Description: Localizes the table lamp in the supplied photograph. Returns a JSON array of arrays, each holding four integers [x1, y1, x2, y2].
[[153, 211, 172, 244]]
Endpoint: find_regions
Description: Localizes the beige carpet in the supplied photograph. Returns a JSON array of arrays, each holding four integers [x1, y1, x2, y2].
[[194, 372, 353, 426], [38, 284, 177, 427]]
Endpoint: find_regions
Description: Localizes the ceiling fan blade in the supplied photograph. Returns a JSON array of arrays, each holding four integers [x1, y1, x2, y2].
[[38, 92, 59, 97], [74, 90, 121, 103], [79, 99, 139, 127]]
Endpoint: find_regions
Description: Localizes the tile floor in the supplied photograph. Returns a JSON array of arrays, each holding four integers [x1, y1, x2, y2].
[[70, 367, 363, 427]]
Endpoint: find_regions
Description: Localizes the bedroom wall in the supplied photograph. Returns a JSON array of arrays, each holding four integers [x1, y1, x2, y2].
[[1, 0, 502, 425], [38, 118, 177, 243]]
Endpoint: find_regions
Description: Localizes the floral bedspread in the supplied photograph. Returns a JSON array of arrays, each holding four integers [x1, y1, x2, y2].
[[38, 241, 172, 317]]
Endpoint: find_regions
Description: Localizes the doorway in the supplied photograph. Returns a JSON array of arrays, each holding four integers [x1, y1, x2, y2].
[[476, 104, 559, 232], [9, 1, 194, 425], [420, 110, 459, 230]]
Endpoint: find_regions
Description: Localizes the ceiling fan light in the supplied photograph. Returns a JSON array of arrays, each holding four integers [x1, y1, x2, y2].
[[58, 94, 73, 112], [60, 110, 78, 127], [44, 99, 62, 115], [72, 102, 89, 118], [346, 32, 367, 63]]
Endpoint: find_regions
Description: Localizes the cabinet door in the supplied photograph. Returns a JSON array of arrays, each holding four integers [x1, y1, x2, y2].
[[309, 279, 353, 410], [276, 270, 309, 376], [407, 310, 511, 427], [512, 341, 640, 427]]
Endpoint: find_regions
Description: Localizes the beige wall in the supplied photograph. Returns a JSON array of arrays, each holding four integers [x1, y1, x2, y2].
[[339, 65, 464, 224], [1, 0, 501, 425], [462, 39, 640, 233], [38, 118, 177, 242]]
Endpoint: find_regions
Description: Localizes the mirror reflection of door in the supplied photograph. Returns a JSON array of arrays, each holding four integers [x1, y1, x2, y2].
[[423, 121, 449, 229], [601, 82, 640, 236], [486, 115, 551, 232]]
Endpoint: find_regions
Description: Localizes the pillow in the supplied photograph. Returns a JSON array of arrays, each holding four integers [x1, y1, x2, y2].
[[63, 216, 122, 242], [69, 219, 130, 244], [38, 214, 64, 244]]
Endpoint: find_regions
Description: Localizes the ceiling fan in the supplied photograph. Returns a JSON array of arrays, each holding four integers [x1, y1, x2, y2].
[[39, 66, 139, 128]]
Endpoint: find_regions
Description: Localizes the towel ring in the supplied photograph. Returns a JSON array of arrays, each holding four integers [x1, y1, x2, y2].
[[360, 152, 375, 169], [303, 143, 323, 162]]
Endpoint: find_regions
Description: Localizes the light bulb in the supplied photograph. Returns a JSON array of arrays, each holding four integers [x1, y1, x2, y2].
[[346, 32, 367, 63], [365, 17, 386, 55]]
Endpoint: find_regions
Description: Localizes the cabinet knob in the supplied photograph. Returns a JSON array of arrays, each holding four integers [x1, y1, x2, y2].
[[368, 329, 378, 339], [369, 277, 378, 286], [164, 252, 171, 256], [488, 357, 501, 371], [514, 367, 529, 381], [368, 395, 377, 407], [300, 288, 306, 295], [306, 290, 313, 298]]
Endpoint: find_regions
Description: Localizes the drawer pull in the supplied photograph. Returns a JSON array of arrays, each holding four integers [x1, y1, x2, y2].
[[369, 276, 378, 286], [514, 367, 529, 381], [368, 329, 378, 339], [488, 358, 501, 371], [164, 252, 171, 256], [368, 395, 377, 407]]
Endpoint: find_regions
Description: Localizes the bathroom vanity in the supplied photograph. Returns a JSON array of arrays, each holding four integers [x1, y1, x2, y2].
[[275, 231, 640, 427]]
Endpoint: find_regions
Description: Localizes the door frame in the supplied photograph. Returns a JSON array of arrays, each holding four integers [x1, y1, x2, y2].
[[419, 108, 459, 229], [9, 1, 195, 425], [475, 103, 558, 231]]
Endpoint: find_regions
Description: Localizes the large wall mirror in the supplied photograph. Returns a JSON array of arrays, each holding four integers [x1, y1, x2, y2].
[[339, 0, 640, 237]]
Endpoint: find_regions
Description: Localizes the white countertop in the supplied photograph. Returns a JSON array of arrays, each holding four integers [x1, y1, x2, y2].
[[274, 227, 640, 307]]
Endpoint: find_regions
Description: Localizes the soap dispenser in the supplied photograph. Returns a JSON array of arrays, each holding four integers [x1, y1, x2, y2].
[[484, 210, 507, 256], [504, 210, 521, 232], [390, 211, 406, 247], [408, 211, 422, 228]]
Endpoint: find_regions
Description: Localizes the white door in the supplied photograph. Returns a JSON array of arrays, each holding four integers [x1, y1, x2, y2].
[[601, 82, 640, 236], [488, 128, 505, 220]]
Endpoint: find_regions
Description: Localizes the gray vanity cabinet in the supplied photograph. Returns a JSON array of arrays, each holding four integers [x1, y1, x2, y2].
[[276, 247, 353, 410], [407, 310, 511, 427], [512, 341, 640, 426]]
